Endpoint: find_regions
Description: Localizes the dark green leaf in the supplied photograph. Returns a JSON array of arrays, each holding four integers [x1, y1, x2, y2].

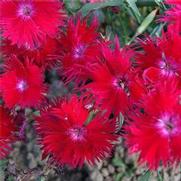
[[139, 171, 151, 181], [128, 8, 158, 44], [80, 0, 124, 17], [157, 170, 163, 181], [126, 0, 141, 23]]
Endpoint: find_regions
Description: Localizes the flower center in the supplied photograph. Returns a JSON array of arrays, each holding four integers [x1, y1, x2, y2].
[[156, 113, 180, 136], [158, 54, 177, 76], [67, 126, 87, 141], [159, 61, 174, 76], [113, 77, 129, 93], [73, 45, 86, 59], [17, 3, 34, 19], [16, 80, 28, 92]]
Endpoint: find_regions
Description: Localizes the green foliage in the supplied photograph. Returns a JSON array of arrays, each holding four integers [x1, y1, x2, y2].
[[112, 157, 125, 167], [0, 159, 8, 181], [139, 171, 151, 181], [80, 0, 124, 16], [74, 0, 166, 45], [128, 8, 158, 44], [126, 0, 142, 23], [157, 170, 164, 181]]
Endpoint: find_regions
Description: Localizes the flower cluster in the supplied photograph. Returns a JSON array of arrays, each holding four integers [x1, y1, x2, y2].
[[0, 0, 181, 170]]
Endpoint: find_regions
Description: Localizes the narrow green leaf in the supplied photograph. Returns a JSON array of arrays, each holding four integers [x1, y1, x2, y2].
[[137, 8, 158, 34], [136, 0, 163, 6], [0, 160, 7, 181], [117, 113, 124, 131], [157, 170, 163, 181], [139, 171, 151, 181], [150, 23, 165, 37], [84, 110, 98, 126], [79, 0, 124, 17], [128, 8, 158, 44], [126, 0, 141, 23]]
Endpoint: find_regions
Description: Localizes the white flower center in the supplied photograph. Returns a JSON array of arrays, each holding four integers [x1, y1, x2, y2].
[[16, 80, 28, 92]]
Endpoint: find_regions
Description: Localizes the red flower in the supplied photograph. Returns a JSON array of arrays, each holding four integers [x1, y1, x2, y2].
[[36, 96, 117, 168], [137, 30, 181, 83], [0, 106, 16, 159], [0, 0, 65, 49], [162, 1, 181, 32], [59, 17, 102, 85], [125, 79, 181, 169], [2, 37, 61, 68], [85, 40, 136, 116], [166, 0, 181, 2], [0, 56, 46, 108]]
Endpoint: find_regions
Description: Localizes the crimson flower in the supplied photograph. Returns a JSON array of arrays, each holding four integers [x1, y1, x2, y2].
[[85, 40, 137, 116], [125, 79, 181, 169], [0, 106, 16, 159], [162, 1, 181, 32], [36, 96, 117, 168], [0, 0, 65, 49], [166, 0, 181, 2], [59, 17, 102, 85], [137, 30, 181, 83], [2, 37, 61, 68], [0, 56, 46, 108]]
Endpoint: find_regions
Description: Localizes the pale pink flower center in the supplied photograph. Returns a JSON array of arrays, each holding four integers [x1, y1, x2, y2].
[[73, 45, 86, 59], [156, 113, 180, 136], [159, 61, 174, 76], [16, 80, 28, 92], [67, 126, 87, 141], [158, 55, 178, 76], [17, 3, 34, 19], [113, 77, 129, 94]]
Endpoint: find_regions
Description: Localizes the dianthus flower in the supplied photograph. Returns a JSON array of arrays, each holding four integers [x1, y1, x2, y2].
[[2, 37, 60, 68], [59, 17, 102, 85], [125, 79, 181, 169], [137, 29, 181, 83], [162, 0, 181, 32], [85, 40, 140, 116], [36, 96, 118, 168], [0, 106, 16, 159], [0, 0, 64, 49], [0, 56, 46, 108]]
